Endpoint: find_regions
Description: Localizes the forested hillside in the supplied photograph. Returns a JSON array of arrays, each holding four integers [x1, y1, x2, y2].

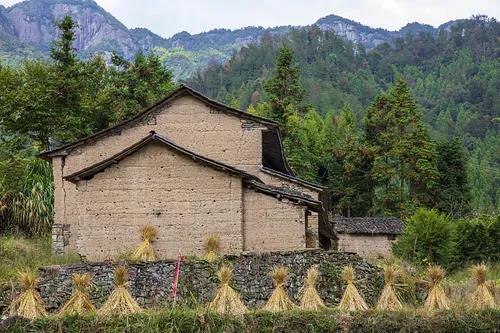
[[188, 15, 499, 215]]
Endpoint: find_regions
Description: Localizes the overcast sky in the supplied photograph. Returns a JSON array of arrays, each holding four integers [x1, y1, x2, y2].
[[1, 0, 497, 38]]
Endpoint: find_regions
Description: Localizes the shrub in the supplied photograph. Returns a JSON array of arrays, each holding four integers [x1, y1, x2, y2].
[[393, 208, 454, 267], [453, 215, 499, 265]]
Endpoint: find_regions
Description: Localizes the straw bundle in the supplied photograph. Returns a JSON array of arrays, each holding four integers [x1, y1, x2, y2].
[[58, 273, 95, 316], [203, 234, 221, 262], [299, 267, 326, 310], [424, 265, 450, 311], [8, 272, 47, 320], [376, 264, 402, 310], [338, 265, 368, 311], [471, 264, 496, 309], [131, 225, 158, 262], [209, 265, 247, 315], [263, 266, 297, 312], [98, 266, 142, 315]]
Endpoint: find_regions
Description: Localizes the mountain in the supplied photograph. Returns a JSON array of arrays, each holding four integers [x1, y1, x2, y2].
[[0, 0, 468, 79]]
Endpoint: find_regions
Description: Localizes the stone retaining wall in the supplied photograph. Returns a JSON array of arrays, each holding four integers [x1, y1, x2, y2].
[[35, 249, 383, 311]]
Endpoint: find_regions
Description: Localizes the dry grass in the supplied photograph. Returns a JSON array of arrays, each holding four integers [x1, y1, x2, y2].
[[338, 265, 368, 311], [424, 265, 450, 311], [8, 271, 47, 319], [98, 266, 142, 315], [299, 267, 326, 310], [263, 266, 297, 312], [471, 263, 496, 309], [131, 225, 158, 262], [376, 264, 403, 310], [203, 234, 221, 263], [208, 265, 247, 315], [58, 273, 95, 316]]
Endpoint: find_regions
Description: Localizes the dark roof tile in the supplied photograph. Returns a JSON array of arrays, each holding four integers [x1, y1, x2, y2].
[[331, 217, 404, 235]]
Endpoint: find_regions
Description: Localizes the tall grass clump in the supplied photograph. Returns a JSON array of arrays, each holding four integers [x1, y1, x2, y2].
[[209, 265, 247, 315], [425, 265, 451, 311], [98, 266, 142, 315], [299, 267, 326, 310], [263, 266, 296, 312], [203, 234, 220, 263], [8, 271, 47, 319], [338, 265, 368, 311], [131, 225, 158, 262], [471, 263, 496, 309], [58, 273, 95, 316]]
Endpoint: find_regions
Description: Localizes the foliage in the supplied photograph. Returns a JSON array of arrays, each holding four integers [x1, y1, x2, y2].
[[2, 308, 499, 333], [435, 139, 471, 217], [453, 215, 499, 265], [0, 236, 81, 285], [393, 208, 454, 267]]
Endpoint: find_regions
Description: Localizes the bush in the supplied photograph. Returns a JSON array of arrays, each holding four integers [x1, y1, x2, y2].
[[393, 208, 454, 267], [453, 215, 499, 265]]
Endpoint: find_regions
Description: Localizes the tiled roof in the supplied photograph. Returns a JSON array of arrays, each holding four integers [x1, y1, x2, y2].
[[331, 217, 405, 235]]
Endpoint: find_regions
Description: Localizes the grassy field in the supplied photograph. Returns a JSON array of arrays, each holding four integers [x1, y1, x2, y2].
[[1, 308, 499, 333], [0, 236, 81, 284]]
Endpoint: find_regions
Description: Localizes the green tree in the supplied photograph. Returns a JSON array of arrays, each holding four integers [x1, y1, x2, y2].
[[365, 78, 437, 216], [435, 139, 471, 217], [263, 45, 305, 134]]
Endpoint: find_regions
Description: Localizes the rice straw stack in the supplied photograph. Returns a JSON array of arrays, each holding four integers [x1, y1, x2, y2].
[[8, 271, 47, 320], [471, 263, 496, 309], [131, 225, 158, 262], [338, 265, 368, 311], [98, 266, 142, 315], [209, 265, 247, 315], [376, 264, 403, 310], [203, 234, 221, 262], [58, 273, 95, 316], [299, 267, 326, 310], [263, 266, 297, 312], [424, 265, 450, 311]]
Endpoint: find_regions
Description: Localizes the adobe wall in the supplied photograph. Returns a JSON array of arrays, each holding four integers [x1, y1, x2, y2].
[[242, 188, 306, 251], [67, 142, 244, 261], [337, 234, 395, 258], [33, 250, 383, 310], [53, 95, 266, 235]]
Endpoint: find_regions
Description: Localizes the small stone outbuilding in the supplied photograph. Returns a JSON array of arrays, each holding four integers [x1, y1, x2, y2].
[[41, 85, 335, 261], [332, 217, 404, 258]]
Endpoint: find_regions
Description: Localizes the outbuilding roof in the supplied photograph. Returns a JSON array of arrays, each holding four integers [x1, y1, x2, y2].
[[40, 84, 293, 175], [331, 217, 405, 235]]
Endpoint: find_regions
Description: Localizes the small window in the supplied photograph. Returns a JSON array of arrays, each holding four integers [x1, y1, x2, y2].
[[388, 234, 397, 240]]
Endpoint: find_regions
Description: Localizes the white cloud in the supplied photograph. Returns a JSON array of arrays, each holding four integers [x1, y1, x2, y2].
[[1, 0, 498, 37]]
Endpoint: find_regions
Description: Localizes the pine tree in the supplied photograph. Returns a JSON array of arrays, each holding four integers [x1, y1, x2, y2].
[[365, 78, 437, 216], [435, 139, 471, 217], [264, 46, 305, 134]]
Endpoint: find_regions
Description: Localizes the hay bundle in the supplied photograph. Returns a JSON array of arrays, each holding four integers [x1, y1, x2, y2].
[[8, 272, 47, 320], [424, 265, 450, 311], [376, 264, 402, 310], [338, 265, 368, 311], [299, 267, 326, 310], [471, 263, 496, 309], [131, 225, 158, 262], [209, 265, 247, 315], [263, 266, 297, 312], [203, 234, 220, 262], [58, 273, 95, 316], [98, 266, 142, 315]]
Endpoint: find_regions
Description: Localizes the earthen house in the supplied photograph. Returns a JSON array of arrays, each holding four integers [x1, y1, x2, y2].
[[331, 217, 404, 258], [41, 85, 335, 261]]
